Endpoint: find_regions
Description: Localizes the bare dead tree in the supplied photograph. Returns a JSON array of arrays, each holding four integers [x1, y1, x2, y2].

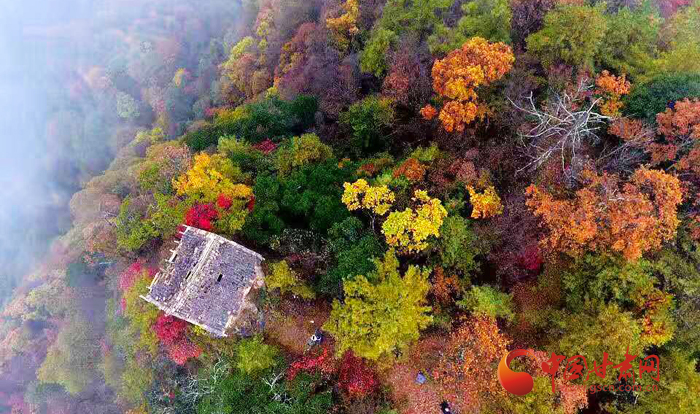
[[264, 371, 291, 404], [511, 80, 611, 177], [180, 358, 230, 408]]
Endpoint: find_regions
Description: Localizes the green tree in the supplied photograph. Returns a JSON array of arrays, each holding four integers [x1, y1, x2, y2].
[[324, 250, 432, 360], [120, 359, 153, 406], [360, 29, 398, 77], [458, 285, 514, 321], [317, 217, 384, 297], [236, 336, 281, 375], [183, 94, 318, 151], [624, 72, 700, 122], [428, 0, 512, 54], [562, 255, 676, 347], [243, 159, 355, 245], [435, 215, 482, 277], [651, 0, 700, 78], [598, 4, 661, 81], [275, 133, 333, 176], [197, 369, 332, 414], [218, 135, 271, 174], [37, 316, 101, 394], [340, 96, 394, 154], [123, 271, 159, 356], [114, 196, 158, 252], [553, 304, 645, 384], [618, 348, 700, 414], [359, 0, 451, 76], [526, 4, 607, 71], [651, 230, 700, 354]]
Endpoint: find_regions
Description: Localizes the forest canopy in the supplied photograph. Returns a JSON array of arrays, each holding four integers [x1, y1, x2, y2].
[[1, 0, 700, 413]]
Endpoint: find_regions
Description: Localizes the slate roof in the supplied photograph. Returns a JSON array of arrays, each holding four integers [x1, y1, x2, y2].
[[141, 226, 264, 337]]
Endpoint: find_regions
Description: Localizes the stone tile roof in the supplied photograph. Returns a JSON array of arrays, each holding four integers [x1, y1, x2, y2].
[[141, 226, 264, 337]]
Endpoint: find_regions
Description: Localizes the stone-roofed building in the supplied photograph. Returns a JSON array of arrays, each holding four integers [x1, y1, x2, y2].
[[141, 225, 264, 337]]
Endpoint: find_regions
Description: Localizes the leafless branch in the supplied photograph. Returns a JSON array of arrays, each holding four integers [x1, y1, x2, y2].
[[511, 81, 611, 175]]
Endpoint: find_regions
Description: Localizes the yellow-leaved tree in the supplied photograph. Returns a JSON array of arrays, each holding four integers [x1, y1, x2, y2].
[[173, 153, 252, 203], [382, 190, 448, 254], [324, 249, 432, 360], [266, 261, 315, 300], [341, 178, 396, 215], [326, 0, 360, 51], [467, 185, 504, 219]]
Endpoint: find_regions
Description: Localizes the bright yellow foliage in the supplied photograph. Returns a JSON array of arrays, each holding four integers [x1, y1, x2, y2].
[[467, 185, 504, 219], [173, 153, 252, 203], [326, 0, 360, 51], [342, 179, 396, 215], [324, 249, 432, 360], [382, 190, 448, 254]]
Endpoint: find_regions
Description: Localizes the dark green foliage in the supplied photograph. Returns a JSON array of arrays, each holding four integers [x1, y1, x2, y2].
[[184, 95, 318, 151], [196, 368, 333, 414], [340, 96, 394, 155], [317, 217, 384, 296], [624, 73, 700, 123], [218, 136, 272, 174], [435, 215, 481, 277], [243, 160, 355, 245], [562, 255, 656, 313], [281, 161, 352, 232], [650, 230, 700, 355], [243, 174, 285, 245]]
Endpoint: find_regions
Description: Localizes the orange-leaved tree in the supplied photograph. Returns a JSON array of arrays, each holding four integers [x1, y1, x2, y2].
[[594, 70, 631, 117], [433, 316, 510, 411], [652, 98, 700, 176], [422, 37, 514, 132], [526, 167, 683, 261]]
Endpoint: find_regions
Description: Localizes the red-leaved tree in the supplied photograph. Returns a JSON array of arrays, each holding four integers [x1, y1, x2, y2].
[[153, 312, 201, 365], [287, 345, 337, 381], [153, 313, 189, 345], [167, 340, 202, 365], [184, 203, 219, 231], [338, 351, 379, 399]]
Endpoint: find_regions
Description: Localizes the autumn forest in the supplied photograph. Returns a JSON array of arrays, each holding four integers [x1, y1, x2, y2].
[[1, 0, 700, 413]]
